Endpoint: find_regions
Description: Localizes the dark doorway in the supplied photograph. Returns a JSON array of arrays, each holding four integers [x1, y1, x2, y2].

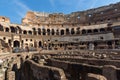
[[39, 41, 42, 47], [61, 29, 64, 35], [107, 41, 112, 49], [14, 41, 20, 47]]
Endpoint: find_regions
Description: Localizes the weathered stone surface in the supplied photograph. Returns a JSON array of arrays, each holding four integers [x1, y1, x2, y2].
[[103, 65, 117, 80], [7, 71, 15, 80], [87, 73, 107, 80]]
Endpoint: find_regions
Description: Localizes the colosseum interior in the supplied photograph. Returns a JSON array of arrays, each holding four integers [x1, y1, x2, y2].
[[0, 2, 120, 80]]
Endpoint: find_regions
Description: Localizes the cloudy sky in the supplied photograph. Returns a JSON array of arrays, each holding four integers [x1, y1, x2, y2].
[[0, 0, 120, 24]]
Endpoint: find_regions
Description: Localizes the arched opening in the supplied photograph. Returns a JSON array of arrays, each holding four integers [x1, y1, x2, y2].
[[82, 29, 86, 34], [38, 28, 41, 35], [5, 27, 9, 32], [10, 26, 16, 33], [0, 24, 4, 31], [93, 29, 98, 33], [32, 28, 37, 35], [76, 28, 80, 34], [87, 29, 92, 34], [100, 28, 105, 32], [56, 29, 59, 35], [107, 41, 112, 49], [39, 41, 42, 47], [23, 30, 27, 34], [42, 28, 46, 35], [51, 29, 55, 35], [66, 28, 70, 35], [61, 29, 64, 35], [47, 29, 51, 35], [28, 31, 32, 35], [14, 40, 20, 47], [71, 28, 75, 35]]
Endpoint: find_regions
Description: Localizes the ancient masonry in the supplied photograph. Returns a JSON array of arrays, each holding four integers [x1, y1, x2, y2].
[[0, 2, 120, 80]]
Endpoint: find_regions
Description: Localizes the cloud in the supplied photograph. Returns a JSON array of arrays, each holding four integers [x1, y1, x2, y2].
[[13, 0, 31, 18]]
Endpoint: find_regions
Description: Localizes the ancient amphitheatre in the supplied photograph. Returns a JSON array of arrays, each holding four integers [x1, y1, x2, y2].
[[0, 1, 120, 80]]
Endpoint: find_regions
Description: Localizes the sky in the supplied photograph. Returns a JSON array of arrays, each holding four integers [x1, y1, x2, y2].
[[0, 0, 120, 24]]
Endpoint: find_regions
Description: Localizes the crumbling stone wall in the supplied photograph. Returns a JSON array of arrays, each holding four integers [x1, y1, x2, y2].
[[21, 60, 67, 80], [0, 53, 36, 80], [47, 59, 120, 80], [54, 57, 120, 67]]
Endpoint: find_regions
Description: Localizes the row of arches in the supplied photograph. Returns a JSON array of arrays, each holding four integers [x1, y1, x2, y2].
[[13, 40, 42, 48], [0, 24, 113, 36]]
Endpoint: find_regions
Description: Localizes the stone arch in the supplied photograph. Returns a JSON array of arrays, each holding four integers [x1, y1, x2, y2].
[[56, 29, 59, 35], [10, 26, 16, 33], [87, 29, 92, 34], [47, 29, 51, 35], [28, 30, 32, 35], [66, 28, 70, 35], [82, 29, 86, 34], [32, 28, 37, 35], [71, 28, 75, 35], [61, 29, 64, 35], [100, 28, 105, 32], [76, 28, 80, 34], [42, 28, 46, 35], [5, 27, 9, 32], [93, 29, 98, 33], [51, 29, 55, 35], [38, 28, 41, 35], [13, 40, 20, 47], [23, 30, 27, 34]]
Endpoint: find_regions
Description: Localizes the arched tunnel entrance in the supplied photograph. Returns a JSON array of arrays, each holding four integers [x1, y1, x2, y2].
[[14, 40, 20, 47]]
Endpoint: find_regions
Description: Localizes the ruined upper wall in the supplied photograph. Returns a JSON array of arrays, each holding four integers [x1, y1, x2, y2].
[[0, 16, 10, 23], [22, 2, 120, 26]]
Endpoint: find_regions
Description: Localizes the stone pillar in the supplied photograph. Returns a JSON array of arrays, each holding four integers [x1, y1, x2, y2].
[[0, 65, 6, 80], [19, 35, 22, 48], [112, 41, 115, 49], [11, 34, 14, 48], [103, 65, 117, 80]]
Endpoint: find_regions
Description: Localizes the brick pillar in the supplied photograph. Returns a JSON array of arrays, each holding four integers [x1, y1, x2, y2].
[[103, 65, 117, 80]]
